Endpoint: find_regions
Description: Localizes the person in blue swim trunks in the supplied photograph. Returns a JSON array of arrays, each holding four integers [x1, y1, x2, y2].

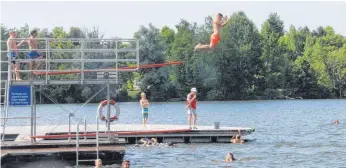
[[21, 30, 44, 79], [6, 31, 22, 80], [139, 92, 150, 129]]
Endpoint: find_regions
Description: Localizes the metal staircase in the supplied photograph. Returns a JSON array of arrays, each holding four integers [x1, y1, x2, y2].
[[1, 80, 9, 142]]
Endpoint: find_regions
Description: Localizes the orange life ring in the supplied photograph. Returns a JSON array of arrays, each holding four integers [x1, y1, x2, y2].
[[97, 100, 120, 122]]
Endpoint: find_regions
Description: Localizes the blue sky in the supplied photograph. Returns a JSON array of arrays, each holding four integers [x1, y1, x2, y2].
[[1, 1, 346, 38]]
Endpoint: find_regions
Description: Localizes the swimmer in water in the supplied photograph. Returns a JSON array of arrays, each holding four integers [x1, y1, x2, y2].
[[194, 13, 230, 51], [94, 159, 102, 168], [151, 138, 158, 145], [231, 134, 245, 144], [231, 130, 245, 144], [140, 137, 152, 146], [334, 120, 339, 125], [225, 152, 236, 162], [136, 138, 177, 147], [165, 141, 178, 147], [122, 160, 130, 168]]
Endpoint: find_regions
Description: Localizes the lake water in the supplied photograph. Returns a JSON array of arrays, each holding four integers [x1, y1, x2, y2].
[[2, 99, 346, 168]]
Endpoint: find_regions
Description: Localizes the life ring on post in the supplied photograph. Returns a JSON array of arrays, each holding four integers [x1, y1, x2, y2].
[[97, 100, 120, 122]]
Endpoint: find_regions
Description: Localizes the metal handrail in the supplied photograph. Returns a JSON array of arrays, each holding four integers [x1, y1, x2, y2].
[[1, 38, 139, 145], [1, 38, 139, 85], [1, 81, 8, 143], [0, 117, 40, 119], [0, 58, 137, 63], [75, 117, 100, 166], [0, 48, 138, 52], [0, 38, 138, 41], [1, 69, 138, 73], [96, 116, 100, 160], [76, 122, 80, 166]]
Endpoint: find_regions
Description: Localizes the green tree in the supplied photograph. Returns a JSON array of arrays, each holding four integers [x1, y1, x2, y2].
[[134, 24, 170, 101], [260, 13, 286, 98], [303, 26, 346, 98], [160, 26, 175, 61], [170, 19, 199, 99]]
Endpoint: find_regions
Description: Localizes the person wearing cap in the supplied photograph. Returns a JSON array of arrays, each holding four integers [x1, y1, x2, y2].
[[186, 88, 197, 129], [139, 92, 150, 129]]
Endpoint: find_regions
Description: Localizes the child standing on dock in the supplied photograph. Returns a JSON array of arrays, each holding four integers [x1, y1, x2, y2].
[[140, 92, 150, 129]]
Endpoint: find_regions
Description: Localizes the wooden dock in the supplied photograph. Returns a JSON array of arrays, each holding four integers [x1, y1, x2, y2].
[[1, 145, 125, 166], [1, 124, 255, 166], [1, 145, 124, 157], [1, 124, 255, 143]]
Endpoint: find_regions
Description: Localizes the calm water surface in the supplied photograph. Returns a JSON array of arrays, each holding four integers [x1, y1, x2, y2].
[[3, 99, 346, 168]]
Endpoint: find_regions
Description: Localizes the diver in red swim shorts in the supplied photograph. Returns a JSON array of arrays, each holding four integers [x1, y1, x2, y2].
[[194, 13, 229, 51]]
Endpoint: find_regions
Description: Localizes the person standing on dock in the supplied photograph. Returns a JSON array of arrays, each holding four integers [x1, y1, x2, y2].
[[186, 88, 197, 129], [140, 92, 150, 129]]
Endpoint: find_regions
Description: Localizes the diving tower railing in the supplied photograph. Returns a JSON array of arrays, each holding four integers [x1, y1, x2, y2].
[[0, 38, 139, 85], [0, 38, 139, 144]]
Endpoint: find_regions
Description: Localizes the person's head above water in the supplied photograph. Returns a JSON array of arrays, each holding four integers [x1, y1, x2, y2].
[[236, 134, 241, 140], [225, 152, 236, 162], [94, 159, 102, 168], [334, 120, 339, 124], [122, 160, 130, 168]]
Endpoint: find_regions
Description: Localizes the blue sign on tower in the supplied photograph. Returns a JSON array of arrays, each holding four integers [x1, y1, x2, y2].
[[9, 85, 31, 106]]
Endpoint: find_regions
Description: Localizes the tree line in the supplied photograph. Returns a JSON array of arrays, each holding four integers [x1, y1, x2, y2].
[[1, 11, 345, 103]]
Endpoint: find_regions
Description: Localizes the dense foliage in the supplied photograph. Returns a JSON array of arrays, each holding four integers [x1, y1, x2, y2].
[[1, 12, 345, 103]]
